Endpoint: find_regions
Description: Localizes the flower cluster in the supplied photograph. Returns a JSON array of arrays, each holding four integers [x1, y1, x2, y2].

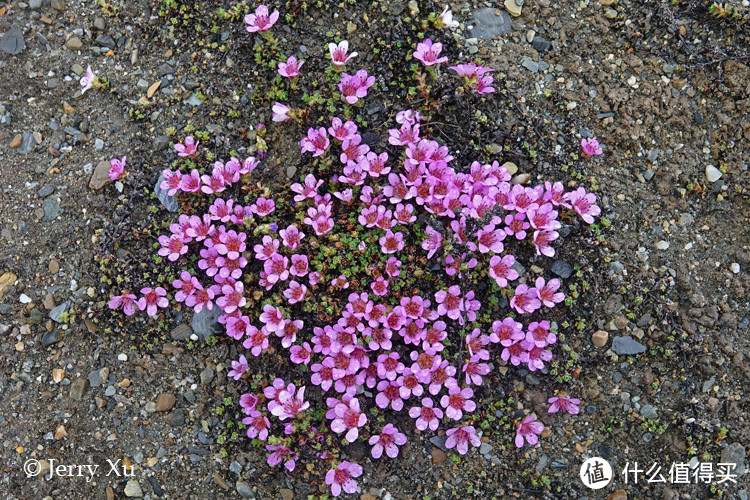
[[109, 15, 601, 496]]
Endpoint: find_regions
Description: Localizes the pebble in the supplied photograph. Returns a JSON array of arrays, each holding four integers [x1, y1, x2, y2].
[[191, 307, 222, 339], [640, 405, 658, 419], [42, 198, 63, 220], [200, 368, 215, 385], [154, 174, 179, 212], [69, 378, 88, 400], [118, 353, 128, 361], [430, 446, 448, 464], [124, 480, 143, 498], [88, 370, 101, 388], [89, 160, 114, 191], [165, 409, 185, 426], [730, 263, 740, 274], [65, 37, 82, 51], [705, 165, 722, 182], [236, 482, 254, 499], [551, 260, 573, 279], [10, 134, 22, 148], [51, 0, 65, 10], [41, 329, 63, 346], [526, 30, 536, 43], [721, 443, 747, 476], [520, 56, 538, 73], [604, 9, 618, 19], [155, 393, 176, 411], [655, 240, 669, 250], [504, 0, 522, 17], [49, 300, 72, 322], [0, 26, 25, 55], [280, 488, 294, 500], [170, 323, 192, 340], [532, 36, 551, 52], [19, 293, 32, 304], [105, 385, 116, 397], [591, 330, 609, 348], [611, 336, 647, 355], [470, 7, 513, 39]]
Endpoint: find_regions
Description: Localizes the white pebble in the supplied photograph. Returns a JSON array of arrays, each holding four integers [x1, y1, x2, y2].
[[655, 240, 669, 250], [118, 353, 128, 361], [705, 164, 722, 183], [730, 263, 740, 274], [684, 242, 693, 250], [19, 293, 32, 304]]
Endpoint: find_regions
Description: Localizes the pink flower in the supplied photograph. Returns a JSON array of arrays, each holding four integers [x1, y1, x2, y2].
[[264, 253, 289, 285], [228, 354, 248, 380], [369, 424, 407, 459], [338, 70, 375, 104], [243, 325, 269, 356], [385, 257, 402, 277], [440, 386, 476, 421], [490, 318, 525, 346], [108, 293, 137, 316], [136, 287, 168, 317], [290, 342, 312, 365], [330, 397, 367, 442], [186, 285, 219, 313], [413, 38, 449, 66], [253, 235, 280, 261], [501, 341, 529, 366], [445, 425, 481, 455], [409, 397, 443, 431], [379, 230, 404, 254], [308, 271, 322, 286], [289, 254, 309, 277], [525, 344, 553, 372], [160, 169, 183, 197], [108, 156, 126, 180], [510, 283, 541, 314], [421, 225, 442, 259], [376, 380, 404, 410], [80, 65, 96, 94], [328, 117, 358, 141], [250, 197, 275, 216], [172, 270, 201, 303], [462, 354, 490, 385], [265, 444, 298, 472], [174, 136, 198, 157], [225, 314, 251, 340], [244, 4, 279, 32], [270, 385, 310, 420], [278, 55, 304, 78], [279, 225, 304, 250], [179, 169, 202, 192], [548, 396, 581, 415], [325, 461, 363, 497], [272, 102, 291, 122], [504, 212, 530, 240], [449, 63, 495, 94], [564, 187, 601, 224], [535, 277, 565, 308], [300, 127, 330, 157], [434, 285, 463, 321], [488, 254, 519, 288], [329, 40, 358, 66], [581, 137, 603, 157], [283, 280, 307, 304], [532, 229, 559, 257], [259, 304, 285, 333], [515, 415, 544, 448], [370, 276, 388, 296], [216, 281, 246, 314], [239, 393, 259, 414], [242, 410, 270, 440], [397, 368, 424, 399]]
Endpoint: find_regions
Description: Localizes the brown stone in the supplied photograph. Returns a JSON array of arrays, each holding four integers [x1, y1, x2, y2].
[[147, 81, 161, 98], [10, 135, 22, 148], [69, 377, 88, 401], [51, 0, 65, 11], [430, 446, 448, 464], [279, 488, 293, 500], [608, 490, 627, 500], [592, 330, 609, 348], [43, 293, 55, 310], [65, 37, 82, 51], [89, 160, 113, 191], [55, 424, 68, 439], [49, 258, 60, 274], [155, 393, 176, 412], [213, 473, 230, 490]]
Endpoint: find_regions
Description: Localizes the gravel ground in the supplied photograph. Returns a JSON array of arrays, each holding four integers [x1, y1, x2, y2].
[[1, 0, 749, 498]]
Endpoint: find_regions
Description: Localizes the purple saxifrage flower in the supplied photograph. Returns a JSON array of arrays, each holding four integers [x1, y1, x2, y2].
[[548, 396, 581, 415], [174, 136, 198, 156], [244, 4, 279, 33], [581, 137, 603, 157], [329, 40, 358, 66], [515, 414, 544, 448], [445, 425, 481, 455], [413, 38, 449, 66], [108, 155, 126, 180], [325, 461, 363, 497], [369, 423, 407, 459]]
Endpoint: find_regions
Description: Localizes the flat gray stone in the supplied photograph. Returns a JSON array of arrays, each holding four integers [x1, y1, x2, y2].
[[49, 300, 72, 322], [520, 56, 538, 73], [640, 404, 658, 419], [42, 198, 63, 221], [0, 26, 25, 55], [721, 443, 747, 476], [191, 307, 222, 339], [611, 335, 647, 355], [154, 174, 179, 212], [551, 260, 573, 279], [18, 131, 36, 154], [429, 435, 449, 452], [185, 94, 203, 106], [470, 8, 512, 40]]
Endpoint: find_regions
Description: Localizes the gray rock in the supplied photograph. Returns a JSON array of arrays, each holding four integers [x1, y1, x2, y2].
[[153, 134, 170, 151], [429, 435, 449, 452], [69, 377, 88, 400], [479, 442, 493, 455], [88, 370, 101, 388], [49, 300, 72, 322], [41, 329, 63, 346], [95, 34, 116, 48], [520, 56, 538, 73], [170, 323, 193, 340], [551, 260, 573, 279], [93, 17, 105, 30], [104, 385, 116, 396], [154, 174, 179, 212], [38, 185, 54, 198], [721, 443, 747, 476], [1, 26, 26, 55], [29, 0, 42, 9], [640, 405, 658, 419], [185, 94, 203, 106], [42, 198, 63, 220], [124, 480, 143, 497], [165, 409, 185, 426], [532, 36, 551, 52], [200, 368, 215, 385], [236, 482, 254, 499], [229, 461, 242, 474], [0, 104, 10, 125], [611, 336, 647, 355], [191, 307, 222, 339], [51, 0, 65, 10], [94, 138, 104, 150], [18, 131, 36, 154], [470, 7, 512, 39]]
